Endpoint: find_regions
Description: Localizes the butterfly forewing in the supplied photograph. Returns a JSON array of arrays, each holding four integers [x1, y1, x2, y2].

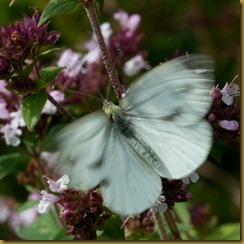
[[56, 111, 110, 188], [121, 55, 214, 125]]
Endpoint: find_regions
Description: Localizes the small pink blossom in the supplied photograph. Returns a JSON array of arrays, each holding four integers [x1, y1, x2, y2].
[[0, 123, 22, 146], [85, 22, 113, 64], [219, 120, 239, 131], [114, 9, 141, 32], [182, 172, 200, 184], [220, 81, 240, 105], [45, 175, 70, 193], [0, 100, 10, 119], [42, 90, 64, 115], [57, 49, 84, 77], [153, 195, 168, 213], [123, 55, 150, 77], [0, 80, 11, 96], [35, 190, 59, 214], [10, 110, 26, 127]]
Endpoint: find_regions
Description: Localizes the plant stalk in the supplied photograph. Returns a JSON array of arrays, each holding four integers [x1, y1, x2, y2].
[[163, 208, 182, 240], [82, 0, 125, 100]]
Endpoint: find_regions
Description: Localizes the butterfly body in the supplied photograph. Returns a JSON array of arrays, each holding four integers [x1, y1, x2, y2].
[[103, 100, 160, 168], [57, 55, 214, 216]]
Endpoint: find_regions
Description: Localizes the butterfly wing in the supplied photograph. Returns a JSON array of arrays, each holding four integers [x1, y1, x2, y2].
[[56, 111, 110, 188], [57, 111, 162, 216], [120, 54, 214, 179], [121, 54, 214, 125], [130, 117, 212, 179], [100, 125, 162, 216]]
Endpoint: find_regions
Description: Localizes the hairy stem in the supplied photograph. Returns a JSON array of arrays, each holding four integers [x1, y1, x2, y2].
[[163, 208, 182, 240], [45, 90, 76, 121], [82, 0, 125, 100]]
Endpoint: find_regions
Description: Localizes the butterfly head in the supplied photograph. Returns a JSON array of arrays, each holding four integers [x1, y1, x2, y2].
[[102, 100, 120, 117]]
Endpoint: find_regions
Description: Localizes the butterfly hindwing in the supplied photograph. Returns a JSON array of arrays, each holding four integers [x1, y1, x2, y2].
[[100, 125, 162, 216], [130, 117, 212, 179]]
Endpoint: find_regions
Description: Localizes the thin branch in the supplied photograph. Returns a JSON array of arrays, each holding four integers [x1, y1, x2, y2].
[[163, 208, 182, 240], [152, 208, 169, 240], [82, 0, 125, 100], [45, 90, 76, 121]]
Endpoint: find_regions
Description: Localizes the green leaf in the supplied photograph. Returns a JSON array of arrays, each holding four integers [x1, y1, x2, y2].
[[24, 59, 39, 77], [0, 153, 29, 180], [15, 212, 61, 240], [21, 90, 48, 131], [98, 215, 125, 240], [39, 66, 64, 83], [34, 79, 48, 92], [205, 223, 240, 240], [39, 0, 80, 26], [38, 48, 61, 57]]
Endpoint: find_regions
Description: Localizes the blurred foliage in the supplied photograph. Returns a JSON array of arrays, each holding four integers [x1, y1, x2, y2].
[[0, 0, 240, 240]]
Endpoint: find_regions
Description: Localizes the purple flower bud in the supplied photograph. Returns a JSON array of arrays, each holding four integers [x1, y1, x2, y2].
[[219, 120, 239, 131]]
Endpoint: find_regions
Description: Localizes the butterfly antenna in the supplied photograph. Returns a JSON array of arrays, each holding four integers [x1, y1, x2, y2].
[[96, 89, 106, 102], [66, 89, 103, 103]]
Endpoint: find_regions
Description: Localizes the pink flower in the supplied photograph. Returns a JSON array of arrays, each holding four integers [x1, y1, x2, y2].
[[85, 22, 112, 64], [0, 123, 22, 146], [114, 9, 141, 32], [35, 190, 59, 214], [10, 110, 26, 127], [219, 120, 239, 131], [57, 49, 84, 77], [123, 55, 150, 77], [220, 81, 240, 105], [0, 80, 11, 96], [182, 172, 200, 184], [0, 100, 10, 119], [45, 175, 70, 193]]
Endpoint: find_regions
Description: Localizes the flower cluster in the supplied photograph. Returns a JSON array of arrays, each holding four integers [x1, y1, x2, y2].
[[59, 188, 109, 240], [162, 178, 193, 209], [35, 175, 109, 240], [208, 79, 240, 144], [54, 9, 149, 104], [0, 82, 64, 146], [0, 10, 63, 146], [0, 9, 60, 65]]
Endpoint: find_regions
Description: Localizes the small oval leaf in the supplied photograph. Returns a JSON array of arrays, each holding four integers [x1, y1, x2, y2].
[[39, 0, 80, 26], [39, 66, 64, 83], [21, 90, 48, 131]]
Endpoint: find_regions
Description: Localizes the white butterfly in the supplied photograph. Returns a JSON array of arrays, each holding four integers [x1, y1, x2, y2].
[[56, 54, 214, 216]]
